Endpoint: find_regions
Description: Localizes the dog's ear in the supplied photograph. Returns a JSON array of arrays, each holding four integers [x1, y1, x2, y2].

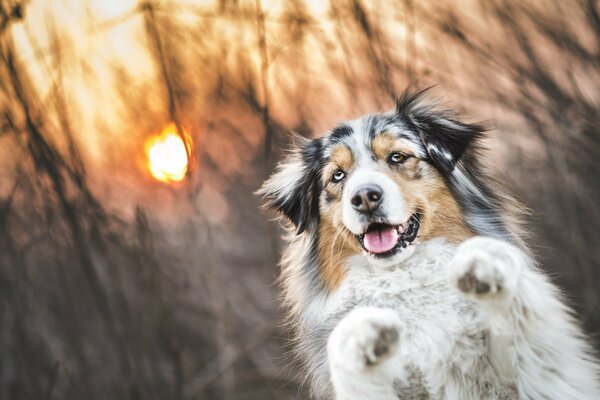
[[396, 88, 485, 173], [258, 136, 322, 235]]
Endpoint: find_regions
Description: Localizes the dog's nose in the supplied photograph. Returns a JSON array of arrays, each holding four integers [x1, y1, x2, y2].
[[351, 185, 383, 213]]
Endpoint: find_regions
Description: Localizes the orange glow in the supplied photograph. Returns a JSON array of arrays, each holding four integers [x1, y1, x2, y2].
[[145, 124, 191, 183]]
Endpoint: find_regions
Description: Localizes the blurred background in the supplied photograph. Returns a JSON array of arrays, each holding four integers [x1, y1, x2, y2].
[[1, 0, 599, 399]]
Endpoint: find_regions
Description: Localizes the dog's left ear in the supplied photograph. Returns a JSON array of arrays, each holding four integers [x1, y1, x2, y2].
[[257, 136, 322, 235], [396, 89, 484, 173]]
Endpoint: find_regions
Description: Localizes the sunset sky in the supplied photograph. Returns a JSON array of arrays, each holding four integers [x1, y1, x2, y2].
[[2, 1, 599, 399]]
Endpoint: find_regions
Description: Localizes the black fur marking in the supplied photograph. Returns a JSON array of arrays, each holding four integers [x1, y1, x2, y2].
[[329, 124, 354, 144], [395, 87, 511, 241], [396, 88, 484, 174], [419, 118, 483, 173], [297, 139, 325, 234], [264, 139, 324, 235]]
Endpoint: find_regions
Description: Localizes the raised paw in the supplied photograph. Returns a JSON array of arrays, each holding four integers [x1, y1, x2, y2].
[[448, 237, 525, 304], [327, 307, 401, 373]]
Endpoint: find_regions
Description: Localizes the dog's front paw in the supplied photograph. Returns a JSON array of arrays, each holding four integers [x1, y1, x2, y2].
[[327, 307, 401, 373], [448, 237, 525, 305]]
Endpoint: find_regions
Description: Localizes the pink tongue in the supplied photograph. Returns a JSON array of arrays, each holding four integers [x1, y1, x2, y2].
[[363, 227, 399, 254]]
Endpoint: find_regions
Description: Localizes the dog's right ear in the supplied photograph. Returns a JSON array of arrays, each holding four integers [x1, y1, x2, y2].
[[257, 136, 323, 235]]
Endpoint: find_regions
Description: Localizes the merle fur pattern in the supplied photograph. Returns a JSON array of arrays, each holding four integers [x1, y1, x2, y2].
[[259, 88, 600, 399]]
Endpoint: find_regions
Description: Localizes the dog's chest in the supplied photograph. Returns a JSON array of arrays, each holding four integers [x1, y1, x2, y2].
[[322, 240, 485, 362]]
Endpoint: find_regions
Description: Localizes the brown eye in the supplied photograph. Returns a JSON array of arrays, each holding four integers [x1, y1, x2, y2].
[[331, 169, 346, 183], [388, 152, 407, 165]]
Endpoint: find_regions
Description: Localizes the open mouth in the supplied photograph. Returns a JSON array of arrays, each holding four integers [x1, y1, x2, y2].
[[356, 213, 420, 258]]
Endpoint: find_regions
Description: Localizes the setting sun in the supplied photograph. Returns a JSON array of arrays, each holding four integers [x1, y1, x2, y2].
[[145, 124, 191, 183]]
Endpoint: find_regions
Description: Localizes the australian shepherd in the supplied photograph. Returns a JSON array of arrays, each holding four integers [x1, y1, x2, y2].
[[259, 88, 600, 399]]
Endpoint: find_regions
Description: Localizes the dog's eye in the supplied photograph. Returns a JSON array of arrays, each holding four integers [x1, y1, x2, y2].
[[331, 170, 346, 183], [388, 152, 408, 165]]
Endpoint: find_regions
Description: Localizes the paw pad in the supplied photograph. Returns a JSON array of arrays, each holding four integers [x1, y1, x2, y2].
[[448, 237, 524, 304], [369, 326, 399, 364], [457, 270, 494, 295], [328, 307, 401, 371]]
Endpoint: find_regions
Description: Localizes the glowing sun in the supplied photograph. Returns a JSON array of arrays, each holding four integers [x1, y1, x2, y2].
[[146, 123, 191, 183]]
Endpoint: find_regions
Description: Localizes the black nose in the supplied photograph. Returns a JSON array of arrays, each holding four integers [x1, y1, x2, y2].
[[351, 185, 383, 213]]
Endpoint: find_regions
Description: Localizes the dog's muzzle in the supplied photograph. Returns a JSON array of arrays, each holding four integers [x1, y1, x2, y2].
[[356, 214, 421, 257]]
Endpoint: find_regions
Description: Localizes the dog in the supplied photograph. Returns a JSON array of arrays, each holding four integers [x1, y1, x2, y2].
[[259, 88, 600, 399]]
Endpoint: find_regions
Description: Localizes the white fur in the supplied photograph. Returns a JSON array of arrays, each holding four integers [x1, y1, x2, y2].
[[320, 237, 600, 399], [340, 132, 418, 267], [263, 110, 599, 399], [328, 307, 401, 400], [342, 168, 408, 235], [259, 150, 305, 205]]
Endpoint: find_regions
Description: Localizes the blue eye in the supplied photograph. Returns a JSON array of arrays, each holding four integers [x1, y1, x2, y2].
[[388, 152, 407, 165], [331, 170, 346, 183]]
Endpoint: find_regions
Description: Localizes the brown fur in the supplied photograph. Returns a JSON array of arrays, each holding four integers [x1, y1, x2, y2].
[[317, 220, 358, 292], [318, 145, 359, 291], [316, 134, 473, 292], [386, 160, 474, 243], [325, 145, 355, 179], [371, 133, 415, 161]]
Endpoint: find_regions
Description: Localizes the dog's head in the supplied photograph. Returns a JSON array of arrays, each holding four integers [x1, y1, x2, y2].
[[260, 89, 485, 286]]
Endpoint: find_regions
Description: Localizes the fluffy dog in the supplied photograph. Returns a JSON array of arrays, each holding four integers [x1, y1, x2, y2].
[[259, 88, 600, 399]]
